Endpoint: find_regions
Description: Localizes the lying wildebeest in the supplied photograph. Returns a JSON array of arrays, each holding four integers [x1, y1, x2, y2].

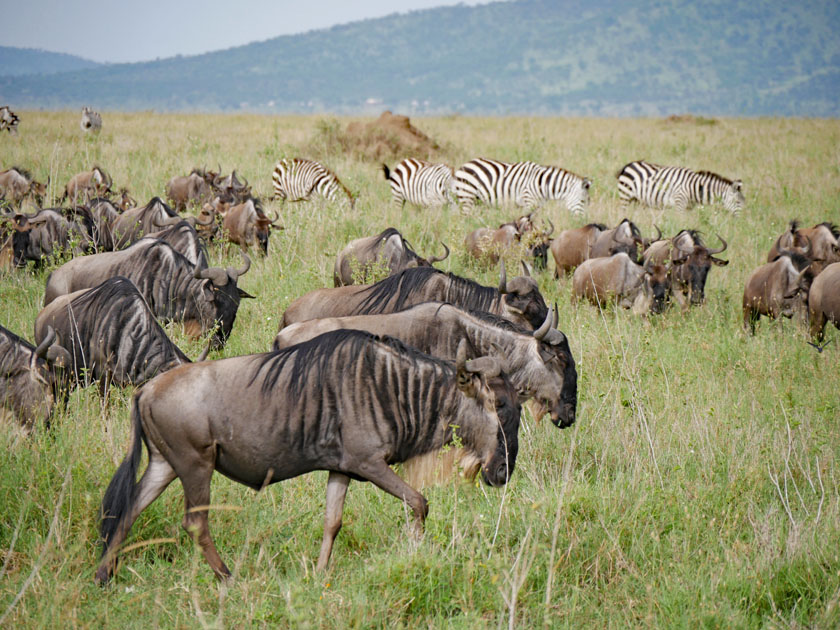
[[572, 253, 671, 314], [43, 241, 253, 350], [768, 221, 840, 265], [807, 262, 840, 341], [465, 215, 553, 269], [80, 106, 102, 132], [644, 230, 728, 307], [0, 105, 20, 134], [222, 197, 283, 255], [111, 197, 178, 249], [0, 167, 48, 207], [35, 277, 209, 394], [9, 209, 93, 268], [275, 303, 576, 429], [550, 223, 608, 276], [742, 248, 813, 334], [95, 331, 519, 583], [281, 262, 549, 332], [589, 218, 646, 261], [166, 170, 215, 213], [63, 166, 112, 204], [1, 325, 70, 433], [334, 227, 449, 286]]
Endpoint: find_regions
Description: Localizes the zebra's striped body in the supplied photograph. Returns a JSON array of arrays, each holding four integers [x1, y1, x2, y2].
[[454, 158, 591, 215], [382, 158, 453, 208], [1, 106, 19, 134], [616, 160, 744, 214], [272, 158, 354, 209]]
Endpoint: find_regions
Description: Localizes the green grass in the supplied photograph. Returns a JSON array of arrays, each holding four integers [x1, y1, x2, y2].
[[1, 112, 839, 628]]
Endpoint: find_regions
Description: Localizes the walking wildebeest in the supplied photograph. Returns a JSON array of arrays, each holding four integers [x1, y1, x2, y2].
[[95, 331, 519, 583], [644, 230, 728, 307], [111, 197, 178, 249], [573, 253, 671, 314], [1, 325, 70, 433], [35, 277, 208, 394], [742, 248, 813, 334], [43, 241, 253, 350], [334, 227, 449, 286], [0, 167, 47, 208], [281, 263, 549, 332], [807, 262, 840, 341], [9, 209, 94, 268], [222, 197, 283, 255], [550, 223, 608, 276], [63, 166, 112, 204]]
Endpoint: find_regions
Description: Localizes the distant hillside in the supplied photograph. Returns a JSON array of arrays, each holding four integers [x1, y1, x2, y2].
[[0, 0, 838, 115], [0, 46, 100, 77]]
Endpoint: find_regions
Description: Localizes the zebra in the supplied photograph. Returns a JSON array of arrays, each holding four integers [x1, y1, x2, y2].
[[616, 160, 744, 214], [382, 158, 454, 208], [453, 158, 591, 215], [272, 158, 355, 209], [80, 106, 102, 132], [1, 106, 19, 134]]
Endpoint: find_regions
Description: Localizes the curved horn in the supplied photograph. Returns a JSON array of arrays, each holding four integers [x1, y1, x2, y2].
[[196, 208, 215, 225], [231, 250, 251, 279], [428, 242, 449, 264], [520, 260, 532, 277], [33, 326, 56, 362], [456, 338, 467, 372], [553, 301, 559, 328], [195, 339, 212, 362], [707, 233, 727, 255], [498, 260, 508, 293], [652, 224, 662, 242], [152, 213, 182, 228], [544, 218, 555, 238], [194, 262, 228, 285], [465, 356, 502, 377], [270, 209, 284, 229], [533, 306, 554, 341]]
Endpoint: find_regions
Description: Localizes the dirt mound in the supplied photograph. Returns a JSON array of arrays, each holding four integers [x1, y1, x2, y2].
[[337, 111, 441, 162]]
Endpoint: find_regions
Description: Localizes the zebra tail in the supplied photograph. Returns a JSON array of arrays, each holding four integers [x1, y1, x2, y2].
[[382, 164, 391, 180]]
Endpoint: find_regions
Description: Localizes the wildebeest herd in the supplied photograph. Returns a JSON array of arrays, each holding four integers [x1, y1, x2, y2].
[[1, 132, 839, 587]]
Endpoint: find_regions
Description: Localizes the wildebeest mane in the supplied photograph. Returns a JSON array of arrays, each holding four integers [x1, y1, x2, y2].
[[464, 307, 527, 334], [817, 222, 840, 239], [253, 329, 453, 397], [143, 196, 178, 218], [681, 229, 705, 248], [0, 326, 36, 376], [586, 222, 608, 231], [10, 166, 32, 181]]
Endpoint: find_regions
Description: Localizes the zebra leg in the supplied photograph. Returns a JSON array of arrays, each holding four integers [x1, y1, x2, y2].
[[316, 472, 351, 571]]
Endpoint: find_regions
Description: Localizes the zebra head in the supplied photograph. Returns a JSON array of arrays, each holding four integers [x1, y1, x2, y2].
[[723, 179, 744, 214], [565, 176, 591, 215]]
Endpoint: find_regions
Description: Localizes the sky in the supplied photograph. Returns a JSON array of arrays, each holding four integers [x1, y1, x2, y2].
[[0, 0, 496, 64]]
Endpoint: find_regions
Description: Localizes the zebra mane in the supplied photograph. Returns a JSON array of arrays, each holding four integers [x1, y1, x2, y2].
[[696, 170, 732, 185]]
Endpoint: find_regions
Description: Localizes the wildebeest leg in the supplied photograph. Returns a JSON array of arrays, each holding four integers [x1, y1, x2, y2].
[[95, 453, 176, 584], [743, 306, 759, 335], [99, 371, 112, 405], [316, 472, 350, 571], [355, 460, 429, 536], [180, 460, 231, 580]]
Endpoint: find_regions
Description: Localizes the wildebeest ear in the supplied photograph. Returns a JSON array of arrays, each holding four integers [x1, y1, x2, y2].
[[455, 339, 477, 397], [237, 288, 256, 299], [711, 257, 729, 266], [46, 344, 71, 369]]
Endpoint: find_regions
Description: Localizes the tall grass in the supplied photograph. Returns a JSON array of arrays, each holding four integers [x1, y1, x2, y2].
[[1, 112, 838, 628]]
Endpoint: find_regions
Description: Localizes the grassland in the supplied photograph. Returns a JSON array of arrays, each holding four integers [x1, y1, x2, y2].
[[1, 112, 839, 628]]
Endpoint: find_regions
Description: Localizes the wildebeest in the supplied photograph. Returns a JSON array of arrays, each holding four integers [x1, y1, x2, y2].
[[222, 197, 283, 255], [281, 263, 549, 332], [572, 253, 671, 314], [742, 249, 813, 334], [1, 325, 70, 433], [95, 331, 519, 583], [334, 227, 449, 286], [35, 277, 208, 394], [43, 241, 253, 350], [644, 230, 728, 307], [589, 218, 646, 261], [8, 209, 93, 268], [465, 214, 553, 268], [0, 167, 48, 207], [1, 105, 20, 134], [110, 197, 178, 249], [275, 303, 576, 429], [550, 223, 608, 276], [214, 169, 251, 201], [768, 221, 840, 265], [140, 213, 211, 267], [80, 106, 102, 132], [166, 170, 215, 212], [85, 198, 122, 251], [807, 262, 840, 341], [63, 166, 112, 204]]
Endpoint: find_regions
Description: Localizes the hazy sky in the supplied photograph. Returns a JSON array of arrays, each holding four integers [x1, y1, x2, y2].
[[1, 0, 495, 64]]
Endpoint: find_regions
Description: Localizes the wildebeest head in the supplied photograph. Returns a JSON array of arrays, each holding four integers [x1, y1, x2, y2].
[[497, 260, 549, 329], [522, 219, 554, 270], [642, 258, 672, 314], [527, 307, 577, 428], [114, 188, 136, 211], [611, 218, 644, 261], [192, 251, 254, 349], [671, 230, 728, 305]]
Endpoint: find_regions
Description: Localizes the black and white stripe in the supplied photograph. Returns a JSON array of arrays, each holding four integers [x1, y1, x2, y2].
[[272, 158, 354, 209], [616, 160, 744, 214], [1, 106, 19, 134], [382, 158, 453, 208], [80, 106, 102, 132], [454, 158, 591, 215]]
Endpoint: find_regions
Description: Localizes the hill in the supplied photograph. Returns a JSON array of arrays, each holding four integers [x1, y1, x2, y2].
[[1, 0, 838, 115], [0, 46, 100, 77]]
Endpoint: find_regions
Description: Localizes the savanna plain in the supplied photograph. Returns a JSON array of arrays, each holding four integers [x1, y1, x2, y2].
[[1, 112, 839, 628]]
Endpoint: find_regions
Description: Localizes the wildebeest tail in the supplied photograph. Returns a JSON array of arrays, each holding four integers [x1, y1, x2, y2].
[[99, 394, 145, 556]]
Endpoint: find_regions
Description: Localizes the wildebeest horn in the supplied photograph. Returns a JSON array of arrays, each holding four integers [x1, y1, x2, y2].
[[707, 233, 727, 255], [153, 213, 182, 227], [520, 260, 532, 277], [456, 338, 467, 373], [465, 356, 502, 378], [428, 242, 449, 263], [196, 339, 212, 362], [229, 250, 251, 280], [498, 260, 508, 293], [552, 302, 559, 328], [653, 224, 662, 242], [196, 209, 215, 225], [533, 307, 554, 340], [33, 326, 56, 362], [270, 210, 284, 229], [544, 218, 555, 237]]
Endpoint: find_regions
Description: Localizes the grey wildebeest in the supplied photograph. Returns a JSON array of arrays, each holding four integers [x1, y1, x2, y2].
[[644, 230, 728, 307], [550, 223, 608, 276], [768, 221, 840, 265], [80, 106, 102, 132], [222, 197, 283, 255], [589, 218, 647, 261], [166, 170, 215, 212], [43, 241, 253, 350], [95, 330, 520, 583], [9, 209, 93, 268], [281, 263, 549, 332], [140, 213, 211, 267], [35, 277, 208, 395], [334, 227, 449, 286], [465, 215, 554, 269], [573, 253, 672, 314], [111, 197, 178, 249], [63, 166, 112, 204], [807, 262, 840, 341], [742, 249, 814, 334], [1, 325, 70, 433], [0, 167, 48, 207]]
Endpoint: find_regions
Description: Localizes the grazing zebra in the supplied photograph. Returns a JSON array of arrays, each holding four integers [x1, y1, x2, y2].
[[382, 158, 454, 208], [1, 106, 20, 134], [453, 158, 591, 215], [616, 160, 744, 214], [272, 158, 355, 209], [80, 106, 102, 132]]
